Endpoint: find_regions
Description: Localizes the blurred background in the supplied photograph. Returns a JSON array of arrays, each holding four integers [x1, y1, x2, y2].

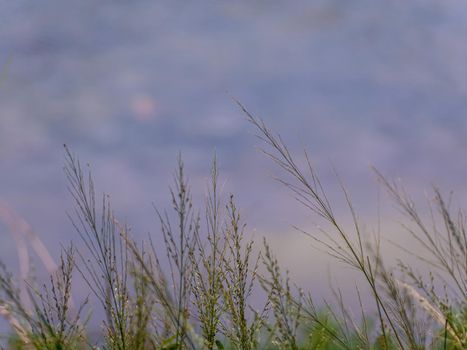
[[1, 0, 467, 336]]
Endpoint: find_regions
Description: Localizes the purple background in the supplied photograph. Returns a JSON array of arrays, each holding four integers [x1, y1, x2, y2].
[[1, 0, 467, 336]]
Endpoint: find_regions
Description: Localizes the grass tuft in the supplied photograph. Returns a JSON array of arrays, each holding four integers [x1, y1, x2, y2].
[[0, 110, 465, 349]]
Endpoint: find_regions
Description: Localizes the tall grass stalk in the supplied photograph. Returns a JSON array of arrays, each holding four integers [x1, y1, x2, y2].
[[155, 155, 198, 349], [260, 238, 302, 350], [220, 195, 265, 350], [190, 156, 226, 350], [237, 100, 466, 349]]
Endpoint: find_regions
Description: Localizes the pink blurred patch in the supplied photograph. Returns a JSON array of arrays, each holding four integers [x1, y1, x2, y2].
[[130, 94, 157, 121]]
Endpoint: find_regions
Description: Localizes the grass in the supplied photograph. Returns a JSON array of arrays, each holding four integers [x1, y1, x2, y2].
[[0, 106, 466, 349]]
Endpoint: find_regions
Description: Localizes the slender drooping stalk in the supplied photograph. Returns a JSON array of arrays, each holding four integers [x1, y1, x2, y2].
[[237, 101, 404, 348]]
